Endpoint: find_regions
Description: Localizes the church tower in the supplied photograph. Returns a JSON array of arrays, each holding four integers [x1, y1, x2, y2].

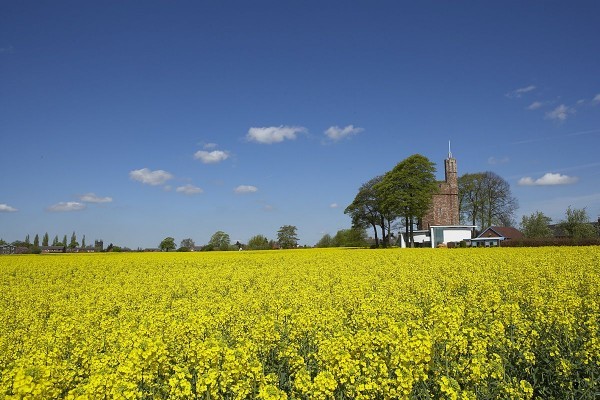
[[420, 145, 460, 229]]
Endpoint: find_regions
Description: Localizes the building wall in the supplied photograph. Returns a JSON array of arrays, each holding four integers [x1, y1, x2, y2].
[[420, 156, 460, 229]]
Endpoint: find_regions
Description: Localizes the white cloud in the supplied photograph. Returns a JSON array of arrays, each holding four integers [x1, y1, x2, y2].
[[0, 203, 17, 212], [194, 150, 230, 164], [80, 193, 113, 203], [330, 203, 339, 208], [324, 125, 364, 141], [593, 94, 600, 104], [506, 85, 536, 98], [234, 185, 258, 194], [527, 101, 543, 110], [518, 172, 579, 186], [129, 168, 174, 186], [176, 184, 203, 195], [545, 104, 575, 121], [47, 202, 86, 212], [246, 125, 306, 144]]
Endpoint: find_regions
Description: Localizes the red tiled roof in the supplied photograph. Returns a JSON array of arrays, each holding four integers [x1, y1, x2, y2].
[[478, 226, 524, 239]]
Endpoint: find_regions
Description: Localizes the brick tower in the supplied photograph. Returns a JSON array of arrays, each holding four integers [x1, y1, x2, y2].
[[420, 146, 460, 229]]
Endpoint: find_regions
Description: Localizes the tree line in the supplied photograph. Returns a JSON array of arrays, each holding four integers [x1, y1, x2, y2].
[[157, 225, 300, 252], [520, 206, 599, 239], [0, 232, 101, 254]]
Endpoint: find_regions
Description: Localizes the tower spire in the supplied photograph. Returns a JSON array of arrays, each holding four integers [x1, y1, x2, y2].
[[448, 140, 453, 159]]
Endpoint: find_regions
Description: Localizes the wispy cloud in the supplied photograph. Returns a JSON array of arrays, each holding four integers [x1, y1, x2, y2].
[[488, 156, 510, 165], [511, 129, 600, 145], [0, 203, 17, 212], [129, 168, 174, 186], [0, 46, 13, 54], [518, 172, 579, 186], [79, 193, 113, 203], [47, 202, 86, 212], [329, 203, 339, 208], [324, 125, 364, 142], [203, 143, 218, 149], [176, 184, 203, 195], [506, 85, 536, 98], [234, 185, 258, 194], [246, 125, 306, 144], [194, 150, 230, 164], [545, 104, 575, 121], [593, 94, 600, 104], [527, 101, 544, 110]]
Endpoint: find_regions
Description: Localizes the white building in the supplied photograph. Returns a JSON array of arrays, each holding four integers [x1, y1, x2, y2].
[[398, 225, 475, 248]]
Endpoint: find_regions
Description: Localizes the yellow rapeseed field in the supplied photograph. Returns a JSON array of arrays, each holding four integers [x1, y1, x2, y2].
[[0, 247, 598, 399]]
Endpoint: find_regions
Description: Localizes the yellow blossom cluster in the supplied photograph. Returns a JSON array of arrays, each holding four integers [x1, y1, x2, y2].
[[0, 247, 598, 399]]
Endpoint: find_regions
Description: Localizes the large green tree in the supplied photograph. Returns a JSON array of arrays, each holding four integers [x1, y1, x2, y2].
[[521, 211, 553, 238], [315, 233, 334, 248], [277, 225, 298, 249], [376, 154, 438, 247], [345, 175, 396, 247], [208, 231, 231, 251], [558, 206, 597, 239], [459, 171, 518, 230], [180, 238, 195, 250], [159, 237, 176, 252], [247, 234, 270, 250], [42, 232, 49, 247], [332, 228, 368, 247]]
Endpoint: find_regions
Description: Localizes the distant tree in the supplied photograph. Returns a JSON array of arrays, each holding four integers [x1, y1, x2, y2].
[[31, 234, 41, 253], [247, 234, 270, 250], [62, 235, 68, 247], [315, 233, 334, 248], [42, 232, 49, 247], [208, 231, 230, 251], [277, 225, 298, 249], [159, 237, 176, 252], [376, 154, 438, 247], [180, 238, 195, 251], [0, 239, 6, 245], [521, 211, 553, 238], [332, 228, 368, 247], [69, 232, 79, 249], [559, 206, 597, 239], [459, 172, 518, 230], [81, 235, 86, 248], [52, 235, 59, 246], [25, 234, 30, 247]]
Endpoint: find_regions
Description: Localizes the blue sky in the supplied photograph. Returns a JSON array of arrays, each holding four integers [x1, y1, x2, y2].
[[1, 1, 599, 248]]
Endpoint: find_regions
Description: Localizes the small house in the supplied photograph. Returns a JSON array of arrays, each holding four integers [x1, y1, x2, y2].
[[470, 226, 523, 247], [0, 244, 16, 254]]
